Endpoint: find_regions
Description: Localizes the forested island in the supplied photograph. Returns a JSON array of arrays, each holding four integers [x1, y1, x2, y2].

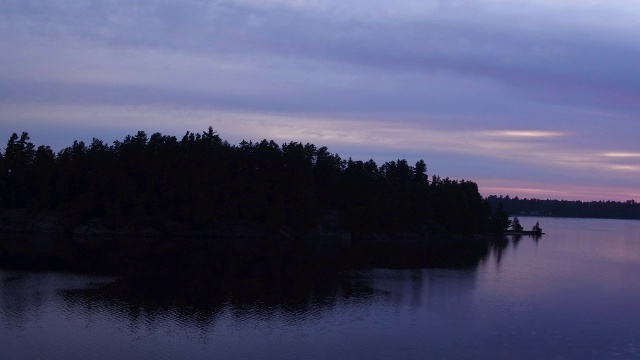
[[0, 128, 512, 278], [0, 128, 511, 237], [486, 195, 640, 220]]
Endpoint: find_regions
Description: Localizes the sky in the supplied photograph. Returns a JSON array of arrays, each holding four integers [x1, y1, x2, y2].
[[1, 0, 639, 201]]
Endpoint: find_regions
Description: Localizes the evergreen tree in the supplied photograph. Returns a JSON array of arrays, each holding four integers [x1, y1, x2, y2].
[[0, 128, 498, 236], [489, 201, 511, 233], [532, 221, 542, 234], [510, 216, 524, 232]]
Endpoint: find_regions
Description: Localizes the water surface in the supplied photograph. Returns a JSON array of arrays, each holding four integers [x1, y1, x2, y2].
[[2, 217, 640, 359]]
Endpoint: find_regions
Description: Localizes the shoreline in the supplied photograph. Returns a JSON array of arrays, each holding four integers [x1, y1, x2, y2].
[[503, 230, 544, 236]]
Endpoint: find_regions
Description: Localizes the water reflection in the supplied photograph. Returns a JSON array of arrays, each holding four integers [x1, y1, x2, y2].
[[0, 234, 545, 332], [59, 273, 385, 333], [0, 266, 496, 356], [489, 233, 542, 269], [2, 219, 639, 359], [1, 273, 35, 331], [0, 232, 556, 359], [0, 271, 112, 334]]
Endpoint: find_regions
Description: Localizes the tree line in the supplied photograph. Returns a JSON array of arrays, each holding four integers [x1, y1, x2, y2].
[[0, 128, 509, 237], [486, 195, 640, 220]]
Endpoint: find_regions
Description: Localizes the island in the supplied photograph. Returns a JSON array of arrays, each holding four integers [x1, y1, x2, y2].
[[0, 128, 527, 277], [503, 217, 544, 235]]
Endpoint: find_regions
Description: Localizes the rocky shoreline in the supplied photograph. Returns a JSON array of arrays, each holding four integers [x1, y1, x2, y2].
[[0, 209, 503, 278], [0, 209, 353, 243]]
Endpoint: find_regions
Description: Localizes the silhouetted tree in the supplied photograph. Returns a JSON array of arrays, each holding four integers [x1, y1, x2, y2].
[[4, 132, 35, 207], [510, 217, 524, 232], [486, 195, 640, 220], [532, 221, 542, 234], [0, 128, 499, 237], [490, 202, 511, 233]]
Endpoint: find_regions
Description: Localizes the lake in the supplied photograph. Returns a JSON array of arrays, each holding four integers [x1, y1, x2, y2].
[[2, 217, 640, 359]]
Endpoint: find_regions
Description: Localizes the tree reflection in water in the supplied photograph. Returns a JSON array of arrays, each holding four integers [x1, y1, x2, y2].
[[0, 234, 541, 335]]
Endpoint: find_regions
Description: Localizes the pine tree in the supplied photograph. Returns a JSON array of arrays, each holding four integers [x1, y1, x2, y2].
[[532, 221, 542, 234], [510, 216, 524, 232]]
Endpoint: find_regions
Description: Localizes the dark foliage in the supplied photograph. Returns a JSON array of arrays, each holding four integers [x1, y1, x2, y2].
[[532, 221, 542, 234], [486, 195, 640, 220], [0, 128, 498, 236], [489, 201, 511, 233], [510, 216, 524, 232]]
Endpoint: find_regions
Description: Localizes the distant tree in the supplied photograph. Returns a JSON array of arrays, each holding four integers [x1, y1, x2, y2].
[[485, 195, 640, 220], [510, 216, 524, 232], [413, 159, 428, 184], [0, 148, 4, 211], [4, 132, 36, 207], [30, 145, 56, 210], [532, 221, 542, 234], [490, 202, 511, 233]]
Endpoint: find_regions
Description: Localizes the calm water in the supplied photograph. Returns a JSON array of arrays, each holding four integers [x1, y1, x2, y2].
[[2, 217, 640, 359]]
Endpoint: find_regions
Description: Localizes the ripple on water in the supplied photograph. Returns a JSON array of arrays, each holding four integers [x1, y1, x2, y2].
[[2, 218, 640, 359]]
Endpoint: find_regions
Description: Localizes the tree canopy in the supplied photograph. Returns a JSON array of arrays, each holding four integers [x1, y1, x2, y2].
[[510, 217, 524, 232], [0, 128, 502, 236], [486, 195, 640, 220], [532, 221, 542, 234]]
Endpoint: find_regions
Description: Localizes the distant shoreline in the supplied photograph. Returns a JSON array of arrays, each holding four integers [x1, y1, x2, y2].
[[486, 196, 640, 221]]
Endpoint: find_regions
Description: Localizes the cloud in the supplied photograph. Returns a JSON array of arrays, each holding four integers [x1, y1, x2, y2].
[[609, 165, 640, 172], [1, 0, 639, 200], [3, 0, 640, 115], [602, 152, 640, 158], [1, 101, 630, 174], [483, 130, 564, 138]]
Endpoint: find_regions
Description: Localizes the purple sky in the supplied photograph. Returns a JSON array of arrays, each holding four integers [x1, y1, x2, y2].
[[1, 1, 639, 201]]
